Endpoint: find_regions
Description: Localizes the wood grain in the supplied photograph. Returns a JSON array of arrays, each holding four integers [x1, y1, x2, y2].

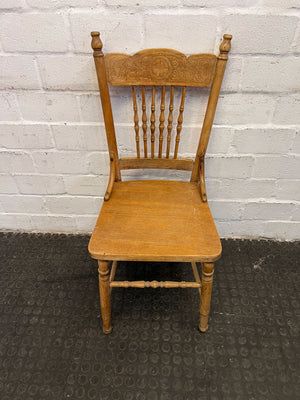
[[150, 86, 156, 158], [191, 34, 232, 181], [98, 260, 112, 334], [142, 86, 148, 158], [119, 157, 193, 171], [199, 262, 214, 332], [90, 32, 232, 334], [105, 49, 217, 87], [110, 280, 201, 289], [132, 86, 140, 158], [174, 86, 186, 159], [166, 86, 174, 158], [91, 32, 121, 181], [88, 180, 222, 262], [158, 86, 166, 158]]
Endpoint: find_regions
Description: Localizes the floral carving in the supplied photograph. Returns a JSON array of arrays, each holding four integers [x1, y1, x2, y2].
[[105, 49, 217, 87]]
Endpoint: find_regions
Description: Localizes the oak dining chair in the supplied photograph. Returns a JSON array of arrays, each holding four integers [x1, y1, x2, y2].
[[88, 31, 232, 334]]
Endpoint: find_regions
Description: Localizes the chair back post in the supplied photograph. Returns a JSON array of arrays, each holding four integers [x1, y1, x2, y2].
[[191, 34, 232, 184], [91, 32, 121, 181]]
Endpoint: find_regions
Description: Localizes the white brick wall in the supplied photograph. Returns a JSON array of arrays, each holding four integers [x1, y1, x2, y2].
[[0, 1, 299, 239]]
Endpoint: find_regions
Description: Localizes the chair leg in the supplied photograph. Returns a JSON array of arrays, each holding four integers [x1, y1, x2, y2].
[[98, 260, 112, 334], [199, 262, 214, 333]]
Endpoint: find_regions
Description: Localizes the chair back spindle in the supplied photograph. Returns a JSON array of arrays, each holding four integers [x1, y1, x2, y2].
[[174, 86, 186, 159], [141, 86, 148, 158], [91, 32, 232, 197], [158, 86, 166, 158], [150, 86, 156, 158], [166, 86, 174, 159], [132, 86, 140, 158]]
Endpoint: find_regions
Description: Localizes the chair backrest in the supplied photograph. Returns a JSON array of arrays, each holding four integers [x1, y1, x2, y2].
[[91, 32, 232, 199]]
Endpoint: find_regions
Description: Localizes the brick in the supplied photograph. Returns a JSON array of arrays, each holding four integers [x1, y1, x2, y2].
[[216, 219, 266, 238], [180, 87, 209, 125], [210, 200, 243, 220], [260, 0, 300, 7], [273, 95, 300, 125], [222, 14, 298, 54], [242, 201, 295, 220], [1, 124, 54, 149], [0, 92, 20, 121], [38, 55, 98, 91], [0, 0, 27, 9], [14, 174, 65, 195], [0, 13, 68, 52], [0, 214, 32, 231], [0, 56, 40, 89], [242, 57, 300, 92], [207, 128, 234, 154], [79, 91, 132, 123], [27, 0, 98, 8], [32, 151, 94, 174], [30, 215, 76, 233], [206, 178, 276, 200], [115, 125, 138, 156], [0, 194, 46, 213], [63, 175, 107, 195], [86, 152, 109, 174], [105, 0, 180, 6], [292, 131, 300, 154], [232, 129, 295, 154], [253, 155, 300, 179], [45, 196, 100, 215], [144, 14, 217, 53], [295, 30, 300, 54], [214, 94, 276, 125], [51, 125, 106, 151], [180, 127, 233, 156], [0, 151, 35, 173], [79, 94, 102, 123], [206, 156, 254, 178], [183, 0, 256, 5], [275, 180, 300, 201], [69, 12, 143, 53], [221, 57, 242, 92], [75, 215, 98, 233], [262, 221, 300, 240], [17, 92, 80, 122], [291, 204, 300, 221], [0, 174, 18, 194]]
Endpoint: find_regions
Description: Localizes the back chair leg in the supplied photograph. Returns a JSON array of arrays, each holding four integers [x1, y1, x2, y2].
[[98, 260, 112, 334], [199, 262, 214, 332]]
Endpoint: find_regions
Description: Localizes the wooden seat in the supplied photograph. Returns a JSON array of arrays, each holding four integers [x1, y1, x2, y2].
[[89, 180, 221, 262], [89, 31, 232, 334]]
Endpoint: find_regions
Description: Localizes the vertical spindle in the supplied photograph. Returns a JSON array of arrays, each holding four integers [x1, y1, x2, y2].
[[174, 86, 186, 159], [159, 86, 165, 158], [150, 86, 155, 158], [132, 86, 140, 158], [166, 86, 174, 159], [142, 86, 148, 158]]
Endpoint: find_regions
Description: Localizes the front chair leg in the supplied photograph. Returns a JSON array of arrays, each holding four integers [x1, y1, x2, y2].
[[98, 260, 112, 334], [199, 262, 214, 332]]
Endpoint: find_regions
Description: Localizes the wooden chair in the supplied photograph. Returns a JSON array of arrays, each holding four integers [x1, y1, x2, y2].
[[88, 32, 232, 334]]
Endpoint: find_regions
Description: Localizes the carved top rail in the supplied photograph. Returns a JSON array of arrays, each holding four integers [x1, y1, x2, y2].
[[105, 49, 217, 87]]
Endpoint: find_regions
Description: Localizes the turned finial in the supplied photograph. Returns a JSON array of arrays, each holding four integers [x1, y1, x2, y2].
[[91, 31, 103, 56], [219, 34, 232, 59]]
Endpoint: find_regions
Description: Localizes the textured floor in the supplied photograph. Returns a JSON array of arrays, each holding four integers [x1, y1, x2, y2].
[[0, 233, 299, 400]]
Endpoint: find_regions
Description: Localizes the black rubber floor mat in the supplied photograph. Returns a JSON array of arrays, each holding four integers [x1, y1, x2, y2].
[[0, 232, 299, 399]]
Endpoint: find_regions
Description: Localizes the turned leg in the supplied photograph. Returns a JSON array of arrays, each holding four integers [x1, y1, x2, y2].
[[199, 262, 214, 333], [98, 260, 112, 334]]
